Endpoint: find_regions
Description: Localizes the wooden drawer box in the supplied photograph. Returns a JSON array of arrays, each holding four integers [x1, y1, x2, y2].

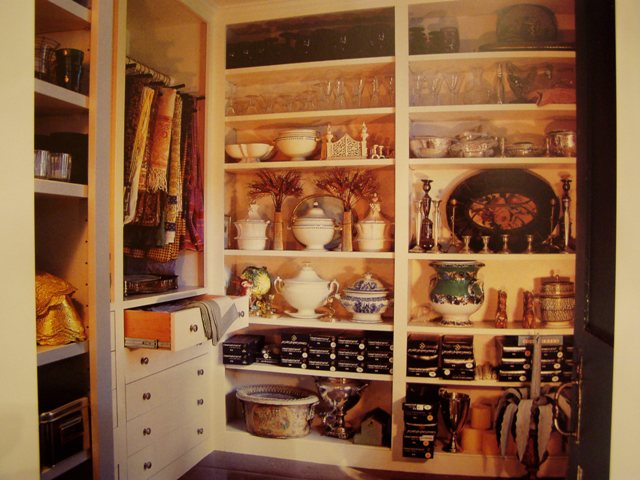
[[124, 295, 248, 352]]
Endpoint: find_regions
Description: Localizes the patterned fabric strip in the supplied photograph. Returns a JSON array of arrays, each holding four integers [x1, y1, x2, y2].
[[123, 81, 155, 224], [165, 94, 183, 244], [147, 87, 176, 193]]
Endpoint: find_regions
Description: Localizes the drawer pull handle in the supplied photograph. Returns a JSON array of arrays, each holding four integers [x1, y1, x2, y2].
[[142, 392, 151, 401], [143, 427, 151, 436], [197, 398, 204, 406], [190, 324, 199, 332], [143, 461, 152, 470], [197, 428, 204, 435], [140, 357, 149, 365], [197, 368, 205, 376]]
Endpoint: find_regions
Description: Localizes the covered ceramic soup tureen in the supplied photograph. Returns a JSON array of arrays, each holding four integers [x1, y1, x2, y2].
[[355, 193, 392, 252], [274, 263, 339, 318], [234, 202, 270, 250], [339, 272, 390, 323], [291, 201, 337, 250]]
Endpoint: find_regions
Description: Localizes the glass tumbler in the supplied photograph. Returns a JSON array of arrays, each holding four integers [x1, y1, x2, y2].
[[55, 48, 84, 92], [48, 153, 72, 181], [34, 150, 50, 178]]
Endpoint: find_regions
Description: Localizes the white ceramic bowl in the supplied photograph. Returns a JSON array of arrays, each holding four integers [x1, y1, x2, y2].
[[225, 143, 274, 162], [275, 136, 318, 161], [291, 224, 335, 250], [356, 237, 392, 252], [235, 236, 267, 251]]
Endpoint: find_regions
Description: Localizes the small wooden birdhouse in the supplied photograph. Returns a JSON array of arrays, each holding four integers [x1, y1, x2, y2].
[[353, 408, 391, 447]]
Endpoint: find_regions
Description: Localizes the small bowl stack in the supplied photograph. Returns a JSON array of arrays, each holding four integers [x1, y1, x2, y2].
[[275, 128, 319, 160]]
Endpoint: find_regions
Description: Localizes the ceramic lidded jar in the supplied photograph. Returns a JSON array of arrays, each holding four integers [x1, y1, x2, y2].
[[339, 272, 390, 323], [234, 202, 270, 250], [429, 260, 485, 326], [291, 201, 337, 250], [274, 263, 339, 318], [355, 193, 392, 252]]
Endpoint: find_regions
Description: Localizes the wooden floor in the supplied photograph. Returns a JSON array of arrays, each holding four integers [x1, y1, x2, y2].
[[179, 452, 487, 480]]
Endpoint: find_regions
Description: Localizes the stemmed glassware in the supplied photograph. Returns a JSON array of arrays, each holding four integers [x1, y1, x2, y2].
[[225, 82, 237, 116], [444, 71, 462, 105], [410, 71, 425, 106], [384, 74, 395, 106], [349, 77, 366, 108], [316, 80, 333, 110], [334, 78, 347, 109], [369, 76, 381, 107], [427, 73, 444, 106]]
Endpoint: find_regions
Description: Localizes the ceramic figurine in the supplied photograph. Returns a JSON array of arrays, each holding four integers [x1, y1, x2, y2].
[[495, 290, 508, 328], [522, 290, 536, 328]]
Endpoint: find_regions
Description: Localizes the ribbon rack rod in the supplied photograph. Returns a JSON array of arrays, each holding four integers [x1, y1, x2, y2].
[[126, 56, 174, 86]]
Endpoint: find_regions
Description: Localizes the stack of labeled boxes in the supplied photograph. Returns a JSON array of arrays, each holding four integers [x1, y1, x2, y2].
[[364, 332, 393, 374], [496, 335, 573, 383], [280, 332, 310, 369], [406, 334, 439, 378], [402, 384, 439, 460], [439, 335, 476, 381], [222, 334, 265, 365]]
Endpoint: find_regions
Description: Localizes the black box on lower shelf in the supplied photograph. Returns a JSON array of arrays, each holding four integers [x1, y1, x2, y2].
[[222, 334, 264, 356], [222, 353, 256, 365], [407, 366, 439, 378], [39, 397, 90, 468], [440, 367, 476, 381], [364, 363, 393, 375], [337, 334, 367, 351], [402, 443, 435, 460], [403, 403, 438, 424], [365, 332, 393, 351], [308, 359, 337, 371], [336, 360, 365, 373], [309, 332, 338, 348], [280, 358, 308, 369]]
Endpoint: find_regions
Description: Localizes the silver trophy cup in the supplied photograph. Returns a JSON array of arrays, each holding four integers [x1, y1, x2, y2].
[[315, 377, 368, 439], [440, 389, 470, 453]]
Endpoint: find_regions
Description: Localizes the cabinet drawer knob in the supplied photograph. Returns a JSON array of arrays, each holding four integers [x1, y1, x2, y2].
[[197, 428, 204, 435], [190, 324, 199, 332], [197, 368, 205, 376], [143, 461, 152, 470], [142, 392, 151, 401], [140, 357, 149, 365], [143, 427, 152, 436], [197, 398, 204, 406]]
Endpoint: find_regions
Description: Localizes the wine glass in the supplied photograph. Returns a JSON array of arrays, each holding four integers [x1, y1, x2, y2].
[[384, 74, 395, 106], [444, 71, 462, 105], [427, 73, 444, 106], [369, 76, 381, 107], [410, 71, 425, 106], [348, 77, 365, 108], [334, 78, 347, 109]]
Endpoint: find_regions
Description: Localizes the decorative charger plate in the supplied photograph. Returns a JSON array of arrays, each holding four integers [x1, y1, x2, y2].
[[446, 169, 559, 253], [292, 194, 357, 251]]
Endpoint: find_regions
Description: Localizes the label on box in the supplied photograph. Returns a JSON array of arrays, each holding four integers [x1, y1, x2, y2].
[[309, 332, 338, 348], [440, 368, 476, 380], [337, 335, 366, 350], [407, 366, 439, 378]]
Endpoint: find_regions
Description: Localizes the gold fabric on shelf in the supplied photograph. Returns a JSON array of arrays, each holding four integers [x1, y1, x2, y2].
[[35, 272, 86, 346]]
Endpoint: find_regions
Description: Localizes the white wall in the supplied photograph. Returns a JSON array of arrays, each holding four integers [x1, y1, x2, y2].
[[0, 1, 40, 478], [611, 1, 640, 479]]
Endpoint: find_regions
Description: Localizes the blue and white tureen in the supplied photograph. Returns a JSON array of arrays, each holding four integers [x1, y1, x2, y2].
[[339, 272, 390, 323]]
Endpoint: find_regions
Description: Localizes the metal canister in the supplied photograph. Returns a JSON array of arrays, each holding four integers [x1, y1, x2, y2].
[[538, 276, 575, 325]]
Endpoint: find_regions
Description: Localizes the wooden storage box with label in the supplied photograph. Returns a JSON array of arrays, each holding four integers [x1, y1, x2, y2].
[[124, 295, 248, 351]]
